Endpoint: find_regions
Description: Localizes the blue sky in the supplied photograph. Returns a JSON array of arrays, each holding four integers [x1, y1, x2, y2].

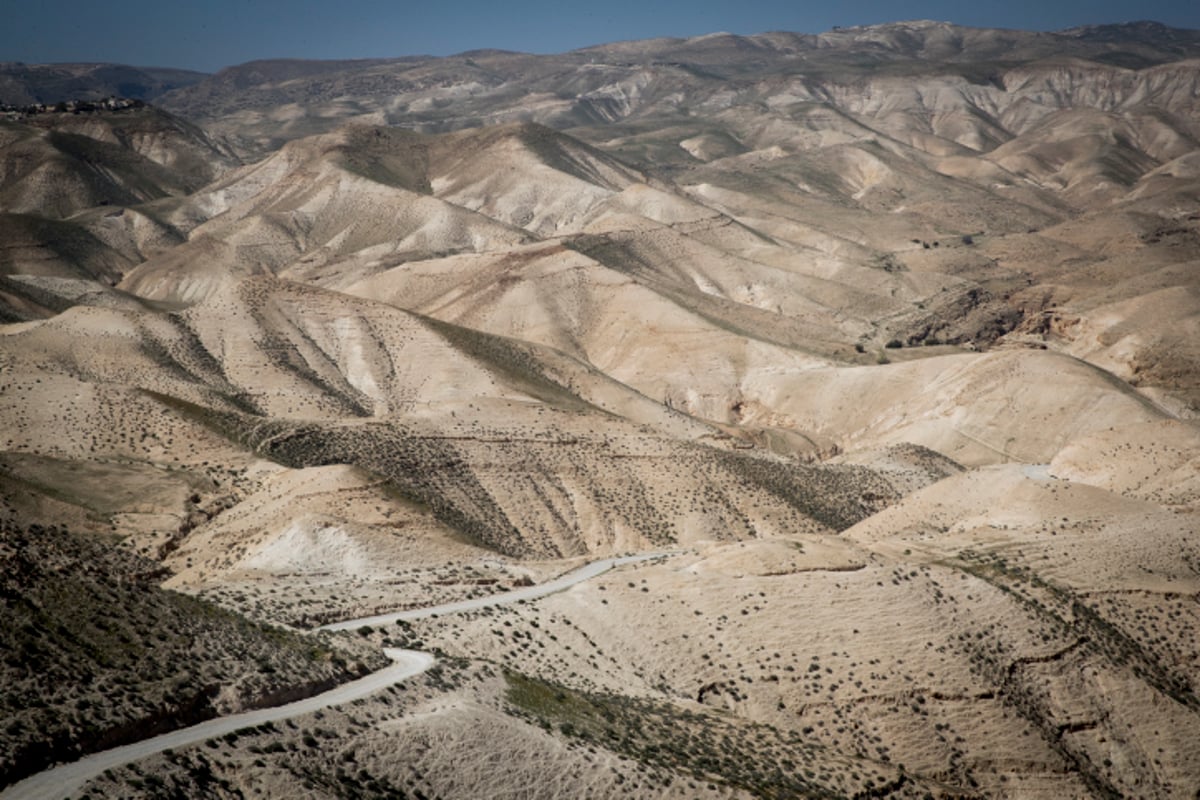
[[5, 0, 1200, 72]]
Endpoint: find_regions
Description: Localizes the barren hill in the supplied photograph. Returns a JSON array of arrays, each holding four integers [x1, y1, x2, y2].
[[0, 62, 207, 106], [2, 19, 1199, 800], [0, 104, 238, 219]]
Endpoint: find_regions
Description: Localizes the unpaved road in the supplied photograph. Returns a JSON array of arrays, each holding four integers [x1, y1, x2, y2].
[[320, 553, 667, 630], [2, 552, 669, 799], [1, 650, 434, 800]]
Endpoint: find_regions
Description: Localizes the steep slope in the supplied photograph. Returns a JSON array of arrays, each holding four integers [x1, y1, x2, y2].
[[374, 455, 1200, 799], [0, 105, 240, 321], [118, 126, 532, 303], [144, 22, 1200, 184], [0, 521, 381, 790], [0, 105, 238, 218], [0, 62, 207, 105], [1, 275, 914, 564]]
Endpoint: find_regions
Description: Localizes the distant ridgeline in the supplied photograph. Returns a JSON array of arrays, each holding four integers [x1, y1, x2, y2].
[[1, 96, 145, 118]]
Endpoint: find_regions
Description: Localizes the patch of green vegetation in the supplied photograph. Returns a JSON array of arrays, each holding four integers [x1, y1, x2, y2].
[[712, 448, 895, 531], [332, 126, 432, 193], [503, 670, 907, 799], [0, 521, 376, 790], [0, 213, 127, 283], [0, 452, 212, 521], [421, 315, 595, 412], [563, 234, 844, 361], [137, 389, 255, 444]]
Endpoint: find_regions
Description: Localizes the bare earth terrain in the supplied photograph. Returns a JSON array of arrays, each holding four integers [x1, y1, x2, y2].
[[1, 19, 1199, 799]]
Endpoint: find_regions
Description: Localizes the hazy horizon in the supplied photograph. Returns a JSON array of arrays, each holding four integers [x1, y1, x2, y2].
[[5, 0, 1200, 73]]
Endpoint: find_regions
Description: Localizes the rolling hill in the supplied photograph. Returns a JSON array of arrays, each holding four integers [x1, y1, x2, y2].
[[2, 20, 1199, 800]]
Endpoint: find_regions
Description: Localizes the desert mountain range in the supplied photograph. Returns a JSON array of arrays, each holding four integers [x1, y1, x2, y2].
[[2, 20, 1199, 799]]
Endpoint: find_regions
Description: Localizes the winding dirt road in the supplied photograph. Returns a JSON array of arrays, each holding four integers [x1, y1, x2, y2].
[[2, 553, 668, 799], [320, 553, 664, 630]]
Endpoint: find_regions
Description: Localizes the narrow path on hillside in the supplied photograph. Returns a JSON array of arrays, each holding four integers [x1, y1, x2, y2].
[[2, 553, 670, 800], [320, 553, 665, 630]]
